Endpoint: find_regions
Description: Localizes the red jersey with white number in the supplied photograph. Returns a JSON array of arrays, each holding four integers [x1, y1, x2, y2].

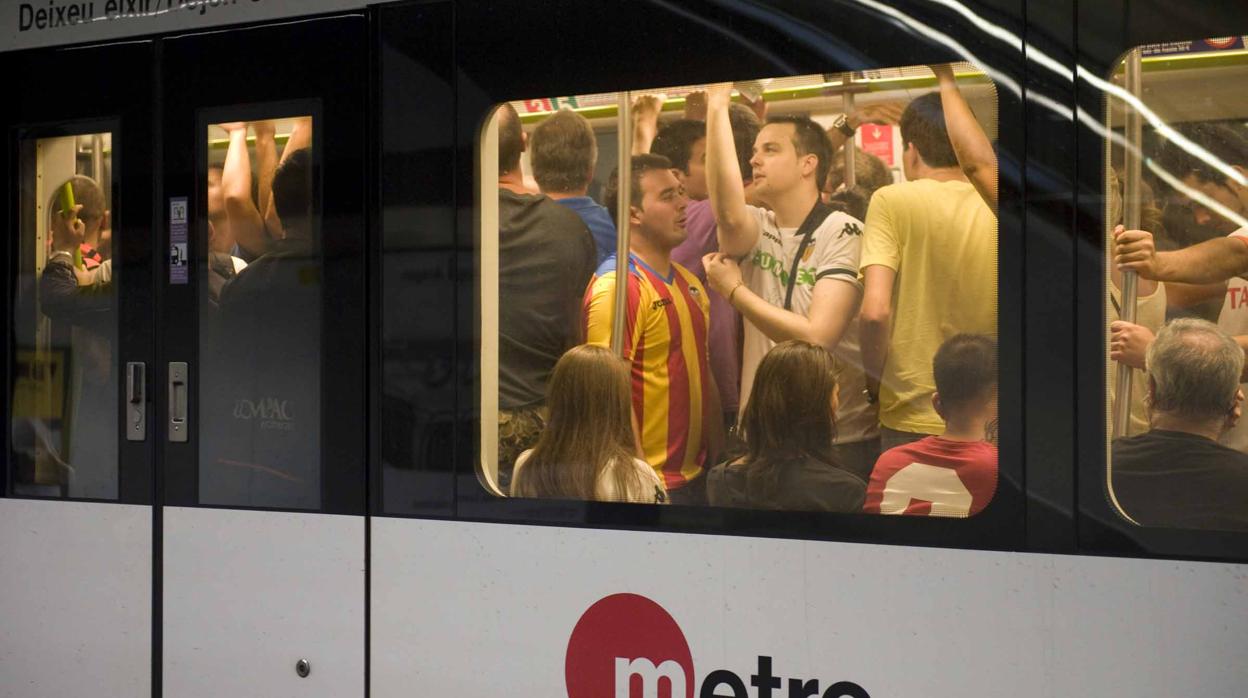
[[863, 436, 997, 517]]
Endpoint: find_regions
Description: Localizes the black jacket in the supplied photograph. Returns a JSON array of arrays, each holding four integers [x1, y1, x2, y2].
[[707, 456, 867, 513]]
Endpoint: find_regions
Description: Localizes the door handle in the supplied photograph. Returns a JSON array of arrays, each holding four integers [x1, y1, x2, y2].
[[168, 362, 188, 443], [126, 362, 145, 442]]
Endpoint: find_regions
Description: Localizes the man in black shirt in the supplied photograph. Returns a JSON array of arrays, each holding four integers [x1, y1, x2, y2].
[[1112, 318, 1248, 531], [494, 103, 597, 490]]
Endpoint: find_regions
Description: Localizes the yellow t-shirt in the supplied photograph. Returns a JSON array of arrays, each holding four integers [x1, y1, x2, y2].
[[860, 179, 998, 434]]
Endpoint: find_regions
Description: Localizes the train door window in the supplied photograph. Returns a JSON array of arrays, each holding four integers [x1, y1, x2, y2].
[[198, 114, 321, 509], [10, 128, 117, 500], [478, 66, 1003, 517], [1105, 40, 1248, 533]]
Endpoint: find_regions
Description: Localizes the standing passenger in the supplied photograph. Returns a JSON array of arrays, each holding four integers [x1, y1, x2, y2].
[[583, 154, 723, 505], [860, 92, 997, 451], [699, 84, 869, 477], [530, 108, 616, 264], [495, 103, 598, 490]]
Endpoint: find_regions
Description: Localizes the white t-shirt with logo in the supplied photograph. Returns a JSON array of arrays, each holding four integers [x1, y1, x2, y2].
[[1218, 229, 1248, 451], [737, 205, 872, 443]]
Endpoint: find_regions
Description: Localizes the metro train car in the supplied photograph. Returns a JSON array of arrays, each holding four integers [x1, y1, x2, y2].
[[0, 1, 1246, 696]]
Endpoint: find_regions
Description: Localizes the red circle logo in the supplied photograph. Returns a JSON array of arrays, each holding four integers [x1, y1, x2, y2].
[[1206, 37, 1239, 49], [566, 593, 694, 698]]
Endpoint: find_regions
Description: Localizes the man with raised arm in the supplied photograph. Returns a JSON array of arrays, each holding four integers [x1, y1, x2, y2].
[[583, 154, 723, 505], [930, 63, 998, 213], [700, 84, 864, 440], [859, 91, 997, 451]]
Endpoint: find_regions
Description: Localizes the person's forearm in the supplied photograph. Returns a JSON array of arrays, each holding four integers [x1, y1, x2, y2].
[[222, 129, 252, 205], [1156, 237, 1248, 284], [936, 71, 998, 211], [707, 97, 754, 257], [730, 284, 824, 348], [859, 314, 891, 395], [1163, 281, 1227, 309], [255, 129, 278, 226]]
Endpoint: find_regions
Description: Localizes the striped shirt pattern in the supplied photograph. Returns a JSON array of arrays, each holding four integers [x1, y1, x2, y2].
[[583, 254, 712, 490]]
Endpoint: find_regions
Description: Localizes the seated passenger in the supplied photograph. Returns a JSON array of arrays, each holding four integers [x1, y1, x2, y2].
[[706, 340, 866, 512], [510, 345, 666, 504], [1112, 318, 1248, 531], [530, 108, 616, 264], [864, 334, 998, 517]]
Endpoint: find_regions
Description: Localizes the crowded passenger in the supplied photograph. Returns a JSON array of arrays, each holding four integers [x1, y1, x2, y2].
[[207, 164, 248, 306], [510, 344, 667, 504], [707, 340, 866, 512], [864, 334, 998, 517], [530, 108, 616, 264], [583, 153, 723, 505], [648, 102, 760, 433], [703, 84, 881, 479], [39, 175, 115, 497], [1111, 318, 1248, 531], [860, 90, 997, 451], [495, 103, 598, 491]]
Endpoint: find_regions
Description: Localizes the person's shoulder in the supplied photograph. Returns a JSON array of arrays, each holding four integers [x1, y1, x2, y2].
[[706, 459, 749, 504], [815, 209, 865, 242], [798, 456, 867, 487]]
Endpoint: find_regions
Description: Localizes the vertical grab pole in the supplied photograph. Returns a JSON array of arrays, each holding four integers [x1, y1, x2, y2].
[[1113, 48, 1145, 438], [612, 92, 634, 356], [843, 72, 857, 189]]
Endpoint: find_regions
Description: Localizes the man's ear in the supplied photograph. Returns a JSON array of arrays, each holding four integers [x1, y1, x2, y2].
[[1229, 388, 1245, 430], [629, 204, 643, 228], [520, 130, 528, 153], [931, 392, 944, 420], [801, 153, 818, 180]]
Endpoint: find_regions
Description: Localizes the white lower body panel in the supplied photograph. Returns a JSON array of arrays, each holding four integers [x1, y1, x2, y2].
[[371, 517, 1248, 698], [162, 507, 363, 698], [0, 499, 151, 698]]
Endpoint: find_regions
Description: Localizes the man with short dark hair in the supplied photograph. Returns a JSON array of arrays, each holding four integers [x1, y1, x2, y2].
[[496, 103, 598, 489], [701, 84, 870, 475], [530, 108, 616, 264], [860, 91, 997, 451], [652, 107, 761, 427], [1112, 318, 1248, 531], [584, 154, 722, 505], [863, 334, 998, 517]]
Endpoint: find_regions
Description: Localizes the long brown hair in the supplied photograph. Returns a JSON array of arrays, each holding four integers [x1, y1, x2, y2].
[[738, 341, 840, 503], [510, 344, 645, 501]]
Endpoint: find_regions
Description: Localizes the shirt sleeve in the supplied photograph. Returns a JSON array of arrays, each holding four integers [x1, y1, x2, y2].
[[813, 212, 864, 291], [861, 187, 901, 272]]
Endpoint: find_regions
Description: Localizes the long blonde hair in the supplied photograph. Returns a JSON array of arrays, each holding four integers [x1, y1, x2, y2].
[[510, 345, 645, 501]]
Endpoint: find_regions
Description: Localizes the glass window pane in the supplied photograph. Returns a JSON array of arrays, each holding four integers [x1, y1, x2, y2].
[[198, 116, 321, 509], [478, 66, 1002, 515], [1106, 41, 1248, 532], [11, 131, 117, 499]]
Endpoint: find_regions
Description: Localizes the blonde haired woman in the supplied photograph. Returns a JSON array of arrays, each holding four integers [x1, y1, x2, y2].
[[510, 345, 666, 504]]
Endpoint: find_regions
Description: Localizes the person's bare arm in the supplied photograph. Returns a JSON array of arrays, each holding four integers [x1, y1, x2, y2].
[[253, 120, 278, 230], [220, 122, 270, 257], [859, 265, 897, 398], [703, 253, 858, 350], [931, 64, 997, 212], [1164, 281, 1227, 309], [825, 102, 905, 152], [632, 94, 664, 155], [705, 84, 759, 257], [1115, 226, 1248, 283]]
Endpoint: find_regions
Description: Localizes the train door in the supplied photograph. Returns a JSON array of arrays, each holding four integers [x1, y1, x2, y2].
[[158, 16, 368, 696], [0, 42, 157, 696]]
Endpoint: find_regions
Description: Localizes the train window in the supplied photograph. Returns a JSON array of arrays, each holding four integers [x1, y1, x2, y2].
[[478, 65, 1001, 516], [198, 116, 322, 509], [1106, 40, 1248, 532], [10, 129, 117, 499]]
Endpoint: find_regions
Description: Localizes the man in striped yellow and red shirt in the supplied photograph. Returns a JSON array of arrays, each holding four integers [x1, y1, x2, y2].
[[584, 154, 724, 505]]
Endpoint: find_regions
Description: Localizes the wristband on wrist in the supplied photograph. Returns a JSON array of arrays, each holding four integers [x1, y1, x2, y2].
[[727, 281, 745, 306]]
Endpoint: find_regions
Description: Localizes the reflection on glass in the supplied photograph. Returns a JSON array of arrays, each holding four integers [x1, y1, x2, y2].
[[480, 65, 1001, 515], [10, 132, 117, 499], [199, 116, 321, 509], [1106, 41, 1248, 531]]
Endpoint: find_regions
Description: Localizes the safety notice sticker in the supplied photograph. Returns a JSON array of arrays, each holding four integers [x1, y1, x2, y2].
[[170, 196, 188, 285]]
